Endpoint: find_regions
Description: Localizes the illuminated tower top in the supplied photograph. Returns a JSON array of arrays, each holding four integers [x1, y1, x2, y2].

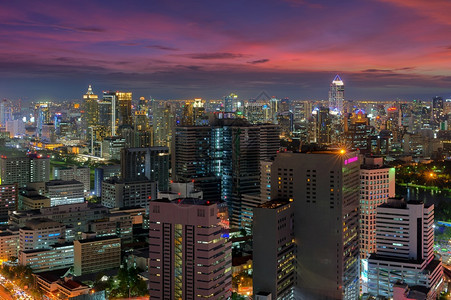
[[329, 74, 345, 114]]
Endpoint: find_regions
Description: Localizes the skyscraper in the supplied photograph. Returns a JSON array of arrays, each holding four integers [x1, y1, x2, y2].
[[82, 85, 99, 132], [316, 106, 332, 145], [253, 199, 296, 299], [329, 74, 345, 114], [102, 91, 117, 136], [117, 92, 133, 127], [431, 96, 444, 126], [173, 119, 279, 227], [359, 156, 395, 292], [270, 150, 360, 299], [148, 198, 232, 299], [120, 147, 169, 191]]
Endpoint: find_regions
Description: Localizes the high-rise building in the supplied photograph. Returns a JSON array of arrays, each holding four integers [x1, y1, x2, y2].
[[367, 198, 443, 298], [82, 85, 99, 135], [0, 156, 30, 187], [35, 102, 51, 138], [29, 154, 50, 183], [117, 92, 133, 127], [73, 236, 121, 276], [152, 101, 175, 149], [102, 92, 118, 136], [0, 183, 17, 222], [94, 164, 121, 197], [224, 93, 238, 113], [120, 147, 170, 191], [270, 150, 360, 299], [359, 156, 396, 292], [0, 154, 49, 188], [173, 120, 279, 227], [148, 198, 232, 299], [253, 199, 296, 299], [316, 106, 332, 145], [329, 74, 345, 114], [343, 111, 375, 151], [431, 96, 444, 126]]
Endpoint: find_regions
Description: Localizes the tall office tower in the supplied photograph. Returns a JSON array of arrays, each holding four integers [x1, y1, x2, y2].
[[359, 156, 395, 292], [172, 126, 220, 201], [329, 74, 345, 114], [244, 102, 271, 124], [98, 98, 113, 136], [120, 147, 169, 191], [0, 156, 30, 188], [173, 120, 279, 226], [134, 110, 150, 132], [82, 85, 99, 133], [152, 101, 175, 149], [19, 218, 65, 251], [94, 165, 121, 197], [367, 198, 443, 298], [73, 236, 121, 276], [45, 180, 85, 206], [0, 184, 17, 222], [277, 111, 294, 138], [343, 111, 375, 151], [271, 150, 360, 299], [213, 119, 261, 227], [35, 102, 51, 137], [54, 166, 90, 195], [0, 99, 6, 127], [269, 97, 279, 122], [224, 93, 238, 112], [103, 91, 118, 136], [193, 98, 208, 125], [253, 199, 296, 299], [259, 124, 280, 160], [117, 92, 133, 127], [260, 161, 272, 201], [431, 96, 444, 125], [101, 177, 156, 211], [148, 199, 232, 299], [181, 102, 194, 125], [102, 136, 126, 160], [316, 106, 332, 145]]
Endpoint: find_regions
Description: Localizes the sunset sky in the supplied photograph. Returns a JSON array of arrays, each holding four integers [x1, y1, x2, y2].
[[0, 0, 450, 101]]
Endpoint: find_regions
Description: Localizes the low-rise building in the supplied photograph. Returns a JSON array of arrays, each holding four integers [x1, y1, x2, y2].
[[19, 218, 65, 251], [73, 236, 121, 276], [46, 180, 85, 206], [0, 229, 19, 262], [19, 242, 74, 272]]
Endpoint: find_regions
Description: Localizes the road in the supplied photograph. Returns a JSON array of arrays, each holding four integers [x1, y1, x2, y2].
[[0, 285, 12, 300]]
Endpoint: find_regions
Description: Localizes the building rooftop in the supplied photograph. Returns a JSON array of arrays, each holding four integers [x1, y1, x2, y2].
[[76, 235, 120, 244], [258, 199, 291, 209], [154, 198, 215, 206], [46, 180, 83, 187]]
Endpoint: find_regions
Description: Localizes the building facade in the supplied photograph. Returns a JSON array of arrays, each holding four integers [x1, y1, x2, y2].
[[148, 199, 232, 299]]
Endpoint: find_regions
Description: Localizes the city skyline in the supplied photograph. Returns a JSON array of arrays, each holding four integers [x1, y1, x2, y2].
[[0, 0, 451, 101]]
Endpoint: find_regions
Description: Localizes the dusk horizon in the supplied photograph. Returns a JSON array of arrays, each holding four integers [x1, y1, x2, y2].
[[1, 0, 451, 101]]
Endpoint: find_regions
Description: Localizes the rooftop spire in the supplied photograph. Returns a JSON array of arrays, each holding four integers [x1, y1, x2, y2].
[[332, 74, 344, 85], [86, 85, 93, 95]]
